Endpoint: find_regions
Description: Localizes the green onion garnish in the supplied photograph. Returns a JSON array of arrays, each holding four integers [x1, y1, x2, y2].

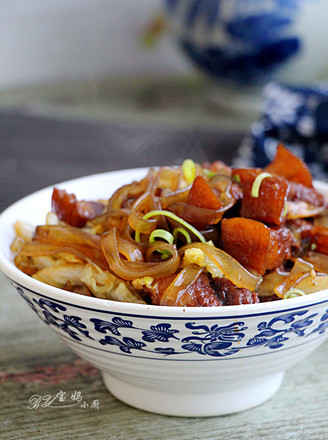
[[173, 227, 192, 244], [148, 229, 174, 260], [143, 210, 206, 243], [182, 159, 196, 184], [233, 174, 241, 183], [283, 288, 306, 299], [251, 172, 272, 198], [203, 169, 217, 179], [283, 203, 288, 217], [311, 243, 317, 251], [149, 229, 174, 244]]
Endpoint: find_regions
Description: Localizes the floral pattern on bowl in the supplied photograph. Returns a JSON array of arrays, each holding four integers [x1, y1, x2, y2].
[[12, 281, 328, 360]]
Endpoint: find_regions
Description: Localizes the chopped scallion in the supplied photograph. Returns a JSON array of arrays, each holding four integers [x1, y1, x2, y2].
[[283, 203, 288, 217], [283, 288, 306, 299], [182, 159, 196, 184], [143, 210, 206, 243], [149, 229, 174, 244], [203, 169, 217, 179], [251, 172, 272, 198], [173, 227, 192, 244]]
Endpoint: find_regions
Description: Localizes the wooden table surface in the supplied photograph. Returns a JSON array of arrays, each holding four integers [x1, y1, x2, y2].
[[1, 110, 328, 440]]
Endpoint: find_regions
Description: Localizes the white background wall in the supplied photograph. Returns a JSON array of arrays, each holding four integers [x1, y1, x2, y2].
[[0, 0, 189, 89]]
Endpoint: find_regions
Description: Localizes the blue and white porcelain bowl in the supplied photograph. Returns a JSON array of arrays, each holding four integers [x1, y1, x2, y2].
[[1, 170, 328, 417], [164, 0, 328, 111]]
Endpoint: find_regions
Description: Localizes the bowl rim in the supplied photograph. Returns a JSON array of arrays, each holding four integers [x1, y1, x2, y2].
[[1, 168, 328, 318]]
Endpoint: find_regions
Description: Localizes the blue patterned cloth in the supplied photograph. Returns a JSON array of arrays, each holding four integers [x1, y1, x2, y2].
[[233, 82, 328, 181]]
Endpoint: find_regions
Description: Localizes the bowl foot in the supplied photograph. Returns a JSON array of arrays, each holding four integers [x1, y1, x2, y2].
[[101, 371, 284, 417]]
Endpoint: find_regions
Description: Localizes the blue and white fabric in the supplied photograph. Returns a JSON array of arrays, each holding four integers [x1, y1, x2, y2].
[[234, 82, 328, 181]]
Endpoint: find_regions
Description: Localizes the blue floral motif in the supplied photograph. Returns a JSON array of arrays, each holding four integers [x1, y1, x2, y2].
[[31, 298, 94, 342], [37, 298, 66, 314], [154, 347, 177, 355], [12, 283, 328, 359], [308, 309, 328, 336], [99, 336, 147, 354], [90, 317, 135, 336], [91, 318, 180, 354], [181, 322, 246, 357], [12, 284, 39, 314], [142, 324, 179, 343], [247, 310, 317, 349]]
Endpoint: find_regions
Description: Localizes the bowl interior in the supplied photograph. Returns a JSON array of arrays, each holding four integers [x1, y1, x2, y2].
[[1, 169, 328, 316]]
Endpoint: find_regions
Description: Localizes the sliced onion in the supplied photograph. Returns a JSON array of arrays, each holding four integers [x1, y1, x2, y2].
[[180, 243, 261, 291], [259, 257, 328, 298], [14, 242, 108, 274], [116, 237, 143, 262], [32, 224, 108, 268], [290, 257, 314, 274], [89, 208, 129, 225], [160, 265, 204, 306], [168, 200, 234, 228], [275, 272, 328, 297], [107, 176, 149, 210], [302, 251, 328, 273], [258, 270, 289, 297], [286, 201, 325, 220], [160, 185, 191, 209], [128, 192, 158, 238], [101, 228, 180, 280], [34, 224, 101, 248]]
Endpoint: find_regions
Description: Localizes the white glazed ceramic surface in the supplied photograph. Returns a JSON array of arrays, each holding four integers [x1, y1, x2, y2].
[[1, 170, 328, 417]]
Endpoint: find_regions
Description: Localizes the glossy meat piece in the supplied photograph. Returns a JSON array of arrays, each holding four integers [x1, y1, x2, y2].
[[231, 168, 261, 183], [144, 274, 177, 305], [187, 176, 222, 210], [152, 272, 222, 306], [52, 188, 104, 228], [288, 182, 325, 207], [264, 144, 313, 188], [221, 218, 292, 275], [177, 272, 222, 306], [302, 226, 328, 255], [214, 277, 259, 305], [286, 219, 313, 249], [240, 175, 289, 226], [146, 272, 258, 306]]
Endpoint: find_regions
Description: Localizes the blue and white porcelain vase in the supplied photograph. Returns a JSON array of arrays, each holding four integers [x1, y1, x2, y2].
[[164, 0, 328, 111]]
